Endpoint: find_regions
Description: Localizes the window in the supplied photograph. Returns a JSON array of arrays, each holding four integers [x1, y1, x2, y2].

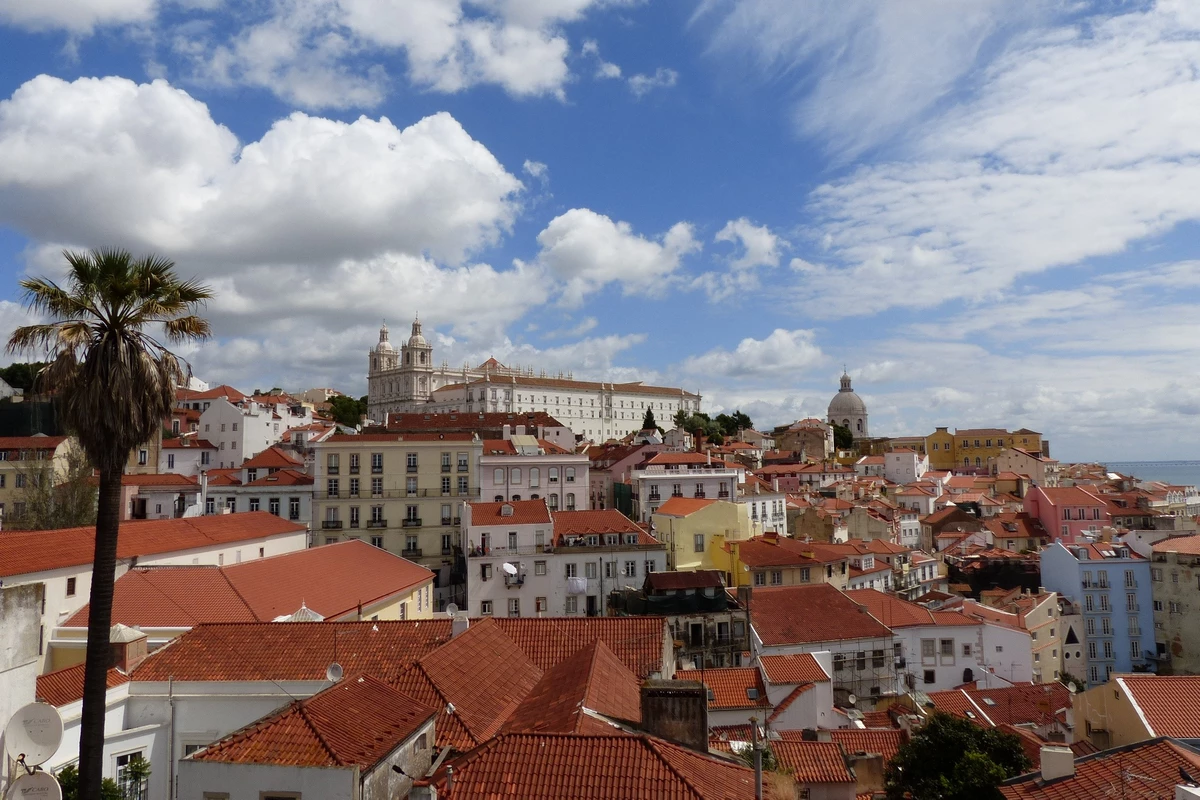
[[585, 562, 597, 579], [856, 651, 867, 670], [327, 453, 340, 474], [535, 560, 547, 576], [565, 596, 578, 614], [694, 533, 705, 553], [962, 643, 972, 657], [1085, 594, 1094, 612], [494, 468, 505, 485], [1086, 617, 1095, 635], [1153, 568, 1163, 581], [1125, 569, 1136, 587], [327, 478, 339, 497], [604, 560, 616, 579], [371, 535, 383, 548], [167, 453, 175, 470], [536, 597, 547, 613], [115, 752, 148, 799], [481, 600, 493, 616], [249, 497, 260, 512], [1131, 640, 1141, 659], [66, 577, 76, 597], [921, 639, 936, 660], [872, 649, 885, 668], [624, 560, 637, 577], [508, 598, 520, 616], [1170, 601, 1182, 614], [1103, 641, 1113, 659], [1102, 617, 1111, 635], [481, 563, 492, 581], [441, 452, 452, 472], [565, 563, 578, 578], [923, 670, 936, 685], [565, 467, 575, 483], [1100, 594, 1109, 611], [1088, 642, 1097, 660], [832, 653, 846, 672], [940, 639, 954, 658], [1126, 593, 1138, 611], [770, 570, 783, 585], [1153, 600, 1164, 611], [201, 451, 210, 466], [287, 497, 299, 520], [754, 571, 766, 587], [799, 567, 810, 583]]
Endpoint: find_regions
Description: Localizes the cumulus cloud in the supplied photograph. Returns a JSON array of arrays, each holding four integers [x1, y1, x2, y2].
[[678, 328, 823, 379], [581, 38, 621, 79], [0, 0, 158, 34], [714, 217, 784, 270], [628, 67, 677, 97], [522, 159, 549, 184], [532, 208, 700, 306]]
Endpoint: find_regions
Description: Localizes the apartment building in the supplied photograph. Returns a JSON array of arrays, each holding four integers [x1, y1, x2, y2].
[[479, 436, 589, 511], [312, 432, 482, 595], [631, 452, 745, 522], [0, 434, 75, 525], [1148, 534, 1200, 673]]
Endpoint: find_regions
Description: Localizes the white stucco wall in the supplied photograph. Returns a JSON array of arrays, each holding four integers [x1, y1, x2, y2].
[[178, 761, 356, 800]]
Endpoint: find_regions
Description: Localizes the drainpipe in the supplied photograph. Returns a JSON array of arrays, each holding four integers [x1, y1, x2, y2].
[[168, 676, 175, 799], [751, 715, 763, 800]]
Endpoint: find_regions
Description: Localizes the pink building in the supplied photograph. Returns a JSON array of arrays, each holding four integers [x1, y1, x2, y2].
[[1023, 485, 1110, 544]]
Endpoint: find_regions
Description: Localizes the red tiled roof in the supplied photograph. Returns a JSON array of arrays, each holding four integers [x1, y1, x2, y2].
[[758, 653, 829, 685], [1034, 486, 1105, 506], [241, 446, 303, 469], [161, 438, 217, 450], [64, 567, 256, 628], [1000, 738, 1200, 800], [36, 662, 130, 707], [768, 683, 815, 723], [982, 513, 1049, 541], [190, 674, 435, 768], [1117, 675, 1200, 737], [828, 730, 903, 764], [1150, 535, 1200, 556], [857, 709, 898, 729], [326, 432, 476, 442], [553, 509, 650, 538], [0, 512, 307, 579], [685, 667, 770, 710], [384, 411, 569, 432], [653, 497, 719, 516], [109, 473, 200, 488], [204, 468, 241, 486], [645, 570, 725, 591], [750, 584, 893, 646], [925, 690, 993, 725], [490, 617, 668, 679], [846, 589, 978, 630], [468, 499, 552, 526], [734, 537, 823, 569], [480, 438, 573, 455], [772, 741, 854, 784], [503, 639, 641, 734], [0, 435, 69, 450], [962, 684, 1071, 727], [243, 468, 313, 487], [181, 384, 246, 402], [427, 733, 754, 799], [646, 452, 737, 467]]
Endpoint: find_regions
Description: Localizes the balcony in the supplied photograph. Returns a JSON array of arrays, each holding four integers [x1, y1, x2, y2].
[[406, 465, 417, 474], [442, 464, 451, 472], [441, 517, 452, 526], [321, 520, 343, 530], [349, 465, 359, 474], [694, 491, 706, 499], [373, 466, 384, 474], [458, 464, 469, 472], [349, 520, 360, 529], [402, 518, 422, 528], [671, 491, 683, 498], [718, 491, 730, 498], [327, 466, 340, 475], [402, 548, 423, 559], [367, 519, 388, 528], [648, 494, 661, 502], [504, 574, 525, 587]]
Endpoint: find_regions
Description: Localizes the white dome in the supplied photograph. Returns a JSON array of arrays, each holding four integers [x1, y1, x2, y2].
[[828, 372, 867, 417], [375, 323, 395, 353], [408, 318, 428, 348]]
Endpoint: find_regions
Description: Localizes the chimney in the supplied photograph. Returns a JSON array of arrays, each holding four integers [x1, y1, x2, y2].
[[109, 624, 149, 673], [503, 424, 511, 439], [1039, 746, 1075, 781], [451, 611, 470, 638], [640, 680, 709, 752], [515, 425, 526, 436]]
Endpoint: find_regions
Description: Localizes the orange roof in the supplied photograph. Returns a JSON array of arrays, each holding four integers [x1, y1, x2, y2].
[[0, 435, 69, 451], [552, 509, 650, 539], [326, 432, 476, 442], [828, 729, 904, 764], [759, 653, 829, 685], [116, 473, 200, 488], [243, 468, 314, 487], [64, 541, 433, 628], [190, 674, 435, 769], [645, 452, 737, 467], [1000, 738, 1200, 800], [490, 617, 668, 678], [427, 732, 754, 799], [503, 639, 641, 734], [36, 662, 130, 707], [653, 497, 719, 516], [1035, 486, 1105, 506], [750, 584, 893, 646], [204, 468, 242, 486], [983, 513, 1049, 541], [1117, 675, 1200, 737], [468, 499, 552, 526], [182, 384, 247, 402], [161, 438, 217, 450], [1150, 535, 1200, 555], [241, 446, 303, 469], [0, 512, 307, 579], [771, 741, 854, 784], [846, 589, 978, 629], [480, 438, 572, 455], [687, 667, 770, 710], [963, 683, 1071, 727], [384, 411, 568, 433]]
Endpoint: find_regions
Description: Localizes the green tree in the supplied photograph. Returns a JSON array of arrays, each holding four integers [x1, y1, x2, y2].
[[56, 766, 123, 800], [673, 408, 689, 428], [9, 249, 212, 800], [641, 406, 658, 431], [832, 423, 854, 450], [715, 410, 753, 437], [0, 361, 49, 392], [328, 394, 368, 427], [885, 712, 1031, 800], [7, 445, 97, 530]]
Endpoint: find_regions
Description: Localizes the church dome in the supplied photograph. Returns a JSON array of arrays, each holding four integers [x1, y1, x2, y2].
[[408, 318, 428, 348], [375, 323, 396, 353], [828, 371, 867, 417]]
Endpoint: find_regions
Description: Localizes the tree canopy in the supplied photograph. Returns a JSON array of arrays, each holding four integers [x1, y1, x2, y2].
[[885, 712, 1031, 800], [0, 361, 48, 392], [714, 410, 752, 436], [328, 393, 368, 427], [832, 422, 855, 450]]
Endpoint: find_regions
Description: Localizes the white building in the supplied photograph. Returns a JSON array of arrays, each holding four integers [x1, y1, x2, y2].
[[756, 652, 840, 731], [198, 396, 313, 469], [367, 320, 702, 440], [631, 452, 746, 522], [737, 476, 787, 534], [463, 501, 665, 618], [898, 509, 922, 549], [480, 436, 589, 512], [0, 514, 308, 671], [885, 449, 929, 485], [159, 437, 216, 476], [202, 447, 314, 540]]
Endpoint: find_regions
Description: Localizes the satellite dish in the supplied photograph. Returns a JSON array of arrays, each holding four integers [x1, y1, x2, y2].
[[502, 563, 518, 576], [7, 771, 62, 800], [847, 694, 858, 707], [445, 603, 459, 615], [5, 702, 63, 767], [1067, 682, 1078, 695], [326, 662, 343, 682]]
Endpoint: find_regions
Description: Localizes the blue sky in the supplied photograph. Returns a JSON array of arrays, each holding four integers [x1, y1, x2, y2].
[[0, 0, 1199, 461]]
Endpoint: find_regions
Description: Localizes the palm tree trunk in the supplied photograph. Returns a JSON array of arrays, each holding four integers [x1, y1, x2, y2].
[[78, 464, 124, 800]]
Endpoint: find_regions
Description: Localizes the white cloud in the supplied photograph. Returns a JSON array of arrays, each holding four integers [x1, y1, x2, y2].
[[532, 208, 700, 305], [792, 3, 1200, 317], [543, 316, 598, 339], [582, 37, 621, 79], [678, 328, 823, 379], [714, 217, 784, 269], [628, 67, 677, 97], [698, 0, 1057, 156], [0, 0, 157, 34], [522, 159, 549, 184]]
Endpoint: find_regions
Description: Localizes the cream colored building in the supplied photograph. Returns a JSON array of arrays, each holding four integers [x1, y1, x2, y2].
[[1149, 534, 1200, 673], [312, 432, 482, 603], [649, 497, 752, 575], [990, 447, 1060, 487], [0, 434, 77, 526]]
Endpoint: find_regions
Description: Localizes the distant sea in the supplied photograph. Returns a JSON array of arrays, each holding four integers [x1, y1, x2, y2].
[[1103, 461, 1200, 487]]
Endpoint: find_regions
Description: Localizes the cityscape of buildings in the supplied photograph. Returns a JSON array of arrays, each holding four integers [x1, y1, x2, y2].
[[5, 333, 1200, 799]]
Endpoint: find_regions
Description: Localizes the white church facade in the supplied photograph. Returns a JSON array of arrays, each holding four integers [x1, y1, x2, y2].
[[367, 321, 702, 442]]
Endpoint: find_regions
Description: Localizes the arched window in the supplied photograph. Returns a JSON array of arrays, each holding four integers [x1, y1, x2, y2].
[[964, 457, 971, 466], [406, 352, 410, 364], [373, 358, 378, 370], [975, 457, 982, 466], [420, 352, 426, 364], [856, 419, 862, 431]]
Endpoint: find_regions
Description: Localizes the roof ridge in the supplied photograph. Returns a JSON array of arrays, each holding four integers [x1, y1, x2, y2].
[[296, 698, 348, 766], [217, 567, 264, 621], [642, 737, 707, 800]]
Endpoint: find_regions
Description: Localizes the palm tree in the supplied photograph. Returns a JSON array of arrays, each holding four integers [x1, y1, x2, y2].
[[8, 249, 211, 800]]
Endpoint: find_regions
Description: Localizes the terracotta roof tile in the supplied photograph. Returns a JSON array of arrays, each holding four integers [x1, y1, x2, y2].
[[0, 435, 69, 450], [0, 512, 307, 579], [751, 585, 893, 646], [758, 654, 829, 685], [553, 509, 650, 539], [828, 730, 904, 764], [241, 446, 304, 469], [468, 499, 552, 526], [384, 411, 568, 432], [646, 452, 737, 467], [1117, 675, 1200, 737], [683, 667, 770, 710], [36, 663, 129, 707], [503, 639, 641, 734], [63, 567, 256, 628], [161, 438, 216, 450], [653, 497, 720, 517], [190, 674, 435, 768], [242, 468, 313, 487], [1150, 535, 1200, 555], [772, 741, 854, 784], [1000, 738, 1200, 800], [113, 473, 200, 488], [490, 617, 668, 679], [428, 733, 754, 799]]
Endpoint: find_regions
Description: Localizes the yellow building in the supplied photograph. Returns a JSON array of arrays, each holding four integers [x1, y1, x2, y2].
[[312, 432, 482, 576], [1074, 674, 1200, 749], [0, 434, 78, 525], [650, 497, 751, 575], [726, 534, 851, 590], [925, 427, 1045, 471]]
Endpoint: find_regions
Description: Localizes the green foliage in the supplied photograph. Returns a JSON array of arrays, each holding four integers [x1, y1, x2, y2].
[[733, 742, 780, 773], [708, 432, 724, 445], [5, 445, 97, 531], [885, 712, 1031, 800], [641, 406, 659, 431], [832, 423, 854, 450], [673, 408, 689, 428], [56, 767, 123, 800], [0, 361, 49, 392], [328, 394, 368, 427], [714, 410, 753, 436]]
